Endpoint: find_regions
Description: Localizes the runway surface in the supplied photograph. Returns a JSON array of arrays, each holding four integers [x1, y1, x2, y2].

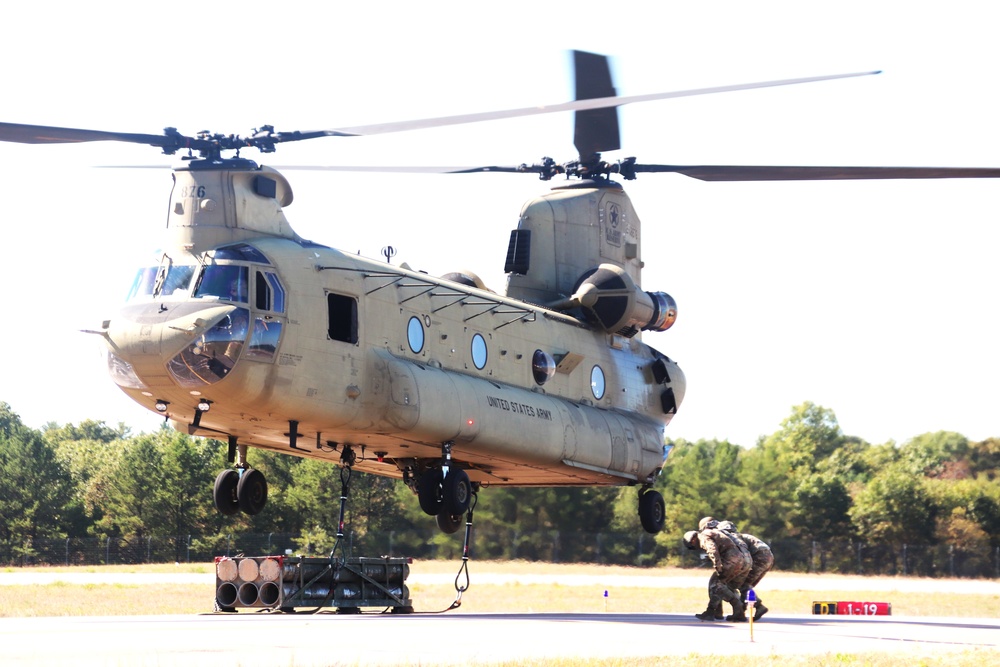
[[2, 570, 998, 665], [3, 610, 998, 666]]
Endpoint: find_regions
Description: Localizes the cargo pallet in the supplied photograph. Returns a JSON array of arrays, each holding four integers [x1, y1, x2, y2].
[[215, 555, 412, 613]]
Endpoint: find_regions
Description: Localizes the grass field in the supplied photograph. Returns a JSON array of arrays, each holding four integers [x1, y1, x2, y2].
[[2, 560, 998, 617]]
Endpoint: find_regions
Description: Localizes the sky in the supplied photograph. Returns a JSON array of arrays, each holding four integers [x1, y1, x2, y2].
[[1, 1, 998, 447]]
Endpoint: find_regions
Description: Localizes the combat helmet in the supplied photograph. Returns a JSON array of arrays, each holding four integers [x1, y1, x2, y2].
[[683, 531, 700, 550]]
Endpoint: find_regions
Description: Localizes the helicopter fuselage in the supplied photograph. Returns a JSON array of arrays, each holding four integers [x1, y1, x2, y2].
[[102, 160, 685, 490]]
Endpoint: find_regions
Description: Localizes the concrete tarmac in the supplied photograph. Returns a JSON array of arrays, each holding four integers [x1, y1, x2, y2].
[[2, 570, 998, 665], [2, 610, 997, 666]]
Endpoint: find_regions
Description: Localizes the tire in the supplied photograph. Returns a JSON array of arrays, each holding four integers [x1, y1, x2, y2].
[[638, 489, 665, 534], [417, 468, 443, 516], [237, 468, 268, 515], [441, 468, 471, 516], [213, 469, 240, 516], [436, 511, 463, 534]]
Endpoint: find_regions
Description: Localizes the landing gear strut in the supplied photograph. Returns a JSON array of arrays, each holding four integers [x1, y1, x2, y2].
[[213, 438, 268, 516], [638, 487, 665, 534], [213, 469, 240, 516], [237, 469, 268, 515], [418, 442, 473, 534]]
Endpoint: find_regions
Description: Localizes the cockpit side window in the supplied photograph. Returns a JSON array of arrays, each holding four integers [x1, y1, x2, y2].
[[194, 265, 250, 303], [266, 272, 285, 313], [254, 270, 286, 313], [255, 271, 268, 310]]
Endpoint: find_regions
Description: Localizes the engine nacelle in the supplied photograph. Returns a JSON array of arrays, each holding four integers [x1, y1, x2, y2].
[[571, 264, 677, 336]]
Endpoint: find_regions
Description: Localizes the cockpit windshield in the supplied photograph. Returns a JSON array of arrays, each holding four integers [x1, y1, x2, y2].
[[194, 265, 250, 303], [126, 263, 196, 301], [127, 267, 157, 301]]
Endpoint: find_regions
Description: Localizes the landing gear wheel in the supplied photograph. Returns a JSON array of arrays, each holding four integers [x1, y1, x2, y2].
[[237, 468, 268, 515], [638, 489, 665, 534], [436, 511, 463, 534], [442, 468, 471, 516], [213, 469, 240, 516], [418, 468, 444, 516]]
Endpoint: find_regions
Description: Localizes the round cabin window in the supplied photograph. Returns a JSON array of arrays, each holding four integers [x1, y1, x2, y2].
[[407, 316, 424, 354], [471, 333, 488, 369], [590, 365, 606, 400]]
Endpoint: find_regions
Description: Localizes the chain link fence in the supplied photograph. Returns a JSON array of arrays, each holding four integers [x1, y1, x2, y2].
[[8, 530, 1000, 578]]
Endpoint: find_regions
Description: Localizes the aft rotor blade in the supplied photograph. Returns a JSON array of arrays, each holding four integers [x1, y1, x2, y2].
[[633, 164, 1000, 181], [574, 50, 621, 157], [280, 164, 560, 177], [276, 163, 1000, 182], [326, 70, 882, 137]]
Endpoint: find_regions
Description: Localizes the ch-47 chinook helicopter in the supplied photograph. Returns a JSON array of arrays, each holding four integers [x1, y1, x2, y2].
[[4, 52, 1000, 536]]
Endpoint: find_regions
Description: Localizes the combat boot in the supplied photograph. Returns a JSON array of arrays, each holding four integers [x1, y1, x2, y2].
[[725, 600, 748, 622], [753, 601, 769, 621], [694, 606, 717, 621], [708, 601, 724, 620]]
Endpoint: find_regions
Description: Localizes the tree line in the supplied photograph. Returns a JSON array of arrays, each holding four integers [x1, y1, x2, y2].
[[1, 401, 998, 574]]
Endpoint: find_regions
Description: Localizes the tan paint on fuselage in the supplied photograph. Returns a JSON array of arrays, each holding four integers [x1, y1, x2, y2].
[[109, 163, 685, 487]]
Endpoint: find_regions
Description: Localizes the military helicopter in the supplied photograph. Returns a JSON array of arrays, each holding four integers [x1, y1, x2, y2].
[[3, 52, 999, 536]]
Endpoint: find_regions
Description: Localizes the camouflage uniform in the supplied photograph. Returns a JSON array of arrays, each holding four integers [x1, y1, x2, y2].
[[739, 532, 773, 589], [736, 531, 773, 620], [708, 522, 774, 621], [687, 527, 752, 621]]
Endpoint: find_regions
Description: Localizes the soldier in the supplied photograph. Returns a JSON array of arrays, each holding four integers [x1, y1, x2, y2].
[[683, 525, 751, 622], [696, 515, 727, 619], [704, 518, 774, 621], [731, 527, 774, 621]]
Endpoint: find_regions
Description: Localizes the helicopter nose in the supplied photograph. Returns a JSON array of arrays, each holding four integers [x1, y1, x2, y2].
[[105, 302, 240, 384]]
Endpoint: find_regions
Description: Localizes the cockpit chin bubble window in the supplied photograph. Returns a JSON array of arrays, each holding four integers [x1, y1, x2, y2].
[[167, 308, 250, 387], [246, 317, 283, 362]]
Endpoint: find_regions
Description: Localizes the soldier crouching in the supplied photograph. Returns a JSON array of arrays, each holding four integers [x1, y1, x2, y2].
[[684, 527, 752, 622], [711, 519, 774, 621]]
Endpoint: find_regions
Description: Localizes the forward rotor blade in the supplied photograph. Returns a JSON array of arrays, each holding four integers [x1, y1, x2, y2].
[[633, 164, 1000, 181], [326, 70, 881, 137], [0, 70, 880, 154], [0, 122, 179, 148], [274, 165, 479, 173]]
